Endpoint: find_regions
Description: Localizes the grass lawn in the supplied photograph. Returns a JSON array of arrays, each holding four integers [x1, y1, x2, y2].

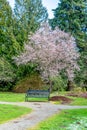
[[30, 109, 87, 130], [0, 104, 32, 124], [69, 96, 87, 106], [0, 92, 49, 102], [26, 97, 48, 102], [0, 92, 25, 102]]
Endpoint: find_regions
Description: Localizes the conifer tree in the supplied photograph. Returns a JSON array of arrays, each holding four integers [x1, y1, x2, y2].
[[49, 0, 87, 88], [49, 0, 87, 50], [0, 0, 20, 58], [0, 0, 19, 85], [14, 0, 48, 44]]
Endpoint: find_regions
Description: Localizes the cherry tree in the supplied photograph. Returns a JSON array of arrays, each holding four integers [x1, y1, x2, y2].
[[14, 23, 79, 90]]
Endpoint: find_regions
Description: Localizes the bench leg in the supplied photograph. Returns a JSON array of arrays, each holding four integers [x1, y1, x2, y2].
[[25, 96, 28, 102]]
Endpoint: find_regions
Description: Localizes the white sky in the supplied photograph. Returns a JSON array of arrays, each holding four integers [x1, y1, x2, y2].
[[7, 0, 59, 18], [42, 0, 58, 18]]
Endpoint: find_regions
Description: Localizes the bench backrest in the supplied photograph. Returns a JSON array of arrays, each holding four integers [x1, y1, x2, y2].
[[26, 89, 50, 97]]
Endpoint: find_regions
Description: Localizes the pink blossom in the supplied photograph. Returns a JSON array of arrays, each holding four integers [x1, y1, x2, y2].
[[14, 23, 79, 81]]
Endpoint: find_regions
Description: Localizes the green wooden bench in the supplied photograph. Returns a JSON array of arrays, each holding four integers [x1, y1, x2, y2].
[[25, 89, 50, 101]]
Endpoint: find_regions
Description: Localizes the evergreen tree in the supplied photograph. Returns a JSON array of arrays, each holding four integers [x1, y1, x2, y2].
[[49, 0, 87, 50], [0, 0, 20, 86], [0, 57, 15, 82], [0, 0, 20, 58], [49, 0, 87, 88], [14, 0, 48, 44]]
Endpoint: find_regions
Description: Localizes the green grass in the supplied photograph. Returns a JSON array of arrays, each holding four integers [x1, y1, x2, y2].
[[69, 96, 87, 106], [30, 109, 87, 130], [51, 91, 67, 96], [0, 92, 49, 102], [0, 104, 32, 124], [0, 92, 25, 102], [26, 97, 48, 102]]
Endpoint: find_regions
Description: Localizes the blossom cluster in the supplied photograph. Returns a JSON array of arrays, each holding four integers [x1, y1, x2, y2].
[[14, 23, 79, 81]]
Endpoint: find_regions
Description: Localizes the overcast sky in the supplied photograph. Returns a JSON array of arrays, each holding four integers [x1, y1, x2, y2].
[[7, 0, 59, 18]]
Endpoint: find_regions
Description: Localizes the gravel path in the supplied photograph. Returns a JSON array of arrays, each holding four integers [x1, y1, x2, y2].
[[0, 101, 87, 130]]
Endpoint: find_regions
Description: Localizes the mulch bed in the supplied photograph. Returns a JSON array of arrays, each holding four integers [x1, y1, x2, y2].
[[50, 96, 73, 104], [50, 92, 87, 104]]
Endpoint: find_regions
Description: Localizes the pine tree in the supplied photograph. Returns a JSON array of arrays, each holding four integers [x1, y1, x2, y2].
[[0, 0, 20, 85], [49, 0, 87, 88], [0, 0, 20, 58], [49, 0, 87, 51], [0, 57, 15, 82], [14, 0, 48, 44]]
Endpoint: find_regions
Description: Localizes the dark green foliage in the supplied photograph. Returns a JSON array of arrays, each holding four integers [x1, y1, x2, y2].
[[0, 0, 21, 58], [0, 0, 48, 91], [16, 63, 38, 80], [51, 75, 67, 91], [0, 57, 15, 81], [49, 0, 86, 50], [0, 0, 21, 82], [0, 0, 21, 90], [75, 51, 87, 89], [0, 57, 16, 91], [14, 0, 48, 44], [49, 0, 87, 88]]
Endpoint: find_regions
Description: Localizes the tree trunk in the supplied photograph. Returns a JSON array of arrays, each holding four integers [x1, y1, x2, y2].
[[49, 80, 53, 92], [67, 80, 74, 91]]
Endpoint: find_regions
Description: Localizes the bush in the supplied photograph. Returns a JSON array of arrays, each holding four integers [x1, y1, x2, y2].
[[13, 74, 47, 93], [73, 87, 86, 94], [51, 76, 67, 92], [0, 81, 15, 91]]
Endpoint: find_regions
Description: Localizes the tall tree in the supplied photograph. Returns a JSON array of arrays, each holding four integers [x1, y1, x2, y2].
[[14, 23, 79, 91], [13, 0, 48, 44], [0, 57, 15, 82], [49, 0, 87, 50], [0, 0, 20, 58], [0, 0, 20, 86], [49, 0, 87, 88]]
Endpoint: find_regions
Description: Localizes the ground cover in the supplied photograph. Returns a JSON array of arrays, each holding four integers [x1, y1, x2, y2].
[[30, 109, 87, 130], [0, 92, 25, 102], [26, 97, 48, 102], [0, 92, 49, 102], [68, 96, 87, 106], [0, 104, 32, 124]]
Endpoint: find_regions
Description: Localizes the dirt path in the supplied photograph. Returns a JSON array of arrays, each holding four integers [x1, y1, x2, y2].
[[0, 101, 87, 130]]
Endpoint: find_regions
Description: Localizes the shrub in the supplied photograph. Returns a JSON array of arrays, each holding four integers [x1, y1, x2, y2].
[[13, 74, 46, 93]]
